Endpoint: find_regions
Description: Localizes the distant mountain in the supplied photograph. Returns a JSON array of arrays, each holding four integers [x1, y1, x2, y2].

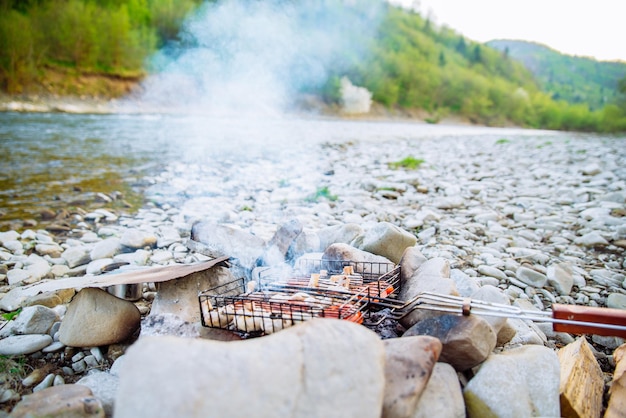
[[486, 39, 626, 110]]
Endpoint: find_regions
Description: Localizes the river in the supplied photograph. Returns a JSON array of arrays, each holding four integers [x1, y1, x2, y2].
[[0, 110, 616, 232]]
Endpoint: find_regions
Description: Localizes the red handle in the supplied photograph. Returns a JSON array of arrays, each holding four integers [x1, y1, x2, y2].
[[552, 304, 626, 338]]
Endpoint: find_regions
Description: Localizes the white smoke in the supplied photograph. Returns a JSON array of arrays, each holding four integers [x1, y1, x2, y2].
[[340, 77, 372, 114], [128, 0, 386, 116]]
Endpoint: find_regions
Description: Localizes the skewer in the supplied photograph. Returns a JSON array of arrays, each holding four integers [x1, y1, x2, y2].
[[390, 291, 626, 338]]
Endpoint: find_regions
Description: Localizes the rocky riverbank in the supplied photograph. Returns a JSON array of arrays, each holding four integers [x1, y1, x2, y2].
[[0, 127, 625, 416]]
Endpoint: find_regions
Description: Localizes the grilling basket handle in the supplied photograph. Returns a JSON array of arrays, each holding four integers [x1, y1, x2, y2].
[[552, 304, 626, 339]]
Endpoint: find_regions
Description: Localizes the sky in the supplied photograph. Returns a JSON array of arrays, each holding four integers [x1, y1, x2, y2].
[[388, 0, 626, 62]]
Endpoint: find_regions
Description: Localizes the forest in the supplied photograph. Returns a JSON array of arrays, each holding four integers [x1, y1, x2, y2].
[[1, 0, 625, 132]]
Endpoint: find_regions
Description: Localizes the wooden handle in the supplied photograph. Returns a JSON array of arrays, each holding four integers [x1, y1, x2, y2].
[[552, 304, 626, 338]]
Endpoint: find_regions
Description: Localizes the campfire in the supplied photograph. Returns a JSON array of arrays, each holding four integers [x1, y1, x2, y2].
[[199, 260, 400, 336]]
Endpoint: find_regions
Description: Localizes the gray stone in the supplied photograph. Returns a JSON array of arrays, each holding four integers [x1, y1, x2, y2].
[[90, 237, 121, 260], [7, 268, 30, 285], [77, 371, 119, 417], [35, 243, 63, 258], [450, 269, 480, 297], [113, 249, 151, 266], [317, 223, 363, 251], [151, 264, 235, 323], [398, 246, 428, 284], [156, 225, 182, 248], [404, 314, 497, 372], [0, 305, 59, 337], [0, 334, 52, 355], [399, 258, 458, 329], [115, 319, 385, 418], [85, 258, 116, 275], [357, 222, 417, 264], [413, 362, 465, 418], [607, 293, 626, 310], [9, 384, 104, 418], [59, 288, 141, 347], [322, 243, 393, 272], [477, 265, 507, 281], [574, 231, 609, 247], [463, 345, 560, 418], [189, 221, 265, 271], [120, 228, 157, 249], [256, 218, 303, 266], [470, 285, 509, 334], [546, 262, 574, 295], [516, 266, 548, 288], [0, 230, 20, 244], [62, 246, 92, 269], [382, 336, 442, 418]]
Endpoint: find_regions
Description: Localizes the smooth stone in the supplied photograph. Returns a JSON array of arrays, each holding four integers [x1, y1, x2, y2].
[[399, 258, 458, 329], [3, 239, 23, 253], [115, 319, 385, 418], [256, 218, 303, 266], [382, 336, 442, 418], [0, 305, 59, 337], [0, 230, 20, 244], [0, 334, 53, 355], [470, 285, 509, 334], [119, 228, 157, 249], [398, 246, 428, 285], [58, 288, 141, 347], [23, 289, 75, 309], [516, 266, 548, 288], [413, 362, 465, 418], [85, 258, 116, 275], [356, 222, 417, 264], [151, 264, 235, 323], [322, 243, 394, 272], [317, 223, 364, 251], [607, 293, 626, 310], [450, 269, 480, 297], [464, 345, 560, 418], [477, 265, 507, 281], [35, 243, 63, 258], [62, 246, 92, 269], [574, 231, 609, 247], [89, 237, 121, 260], [7, 268, 31, 285], [546, 263, 574, 296], [189, 221, 265, 270], [9, 384, 104, 418], [404, 314, 496, 372], [77, 371, 119, 417], [113, 249, 151, 266]]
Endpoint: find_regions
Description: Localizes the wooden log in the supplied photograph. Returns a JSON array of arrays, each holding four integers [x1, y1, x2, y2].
[[605, 343, 626, 418], [558, 337, 604, 418]]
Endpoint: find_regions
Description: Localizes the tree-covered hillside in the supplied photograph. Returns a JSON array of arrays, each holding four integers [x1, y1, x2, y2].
[[1, 0, 625, 132], [487, 39, 626, 111]]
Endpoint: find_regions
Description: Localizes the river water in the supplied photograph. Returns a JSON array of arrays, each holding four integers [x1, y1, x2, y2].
[[0, 110, 608, 231]]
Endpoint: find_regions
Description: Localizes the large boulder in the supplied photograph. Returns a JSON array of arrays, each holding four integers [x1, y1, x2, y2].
[[404, 314, 497, 372], [115, 319, 385, 418], [382, 336, 442, 418], [398, 258, 458, 329], [463, 345, 560, 418], [151, 264, 235, 324], [413, 362, 465, 418], [58, 288, 141, 347]]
